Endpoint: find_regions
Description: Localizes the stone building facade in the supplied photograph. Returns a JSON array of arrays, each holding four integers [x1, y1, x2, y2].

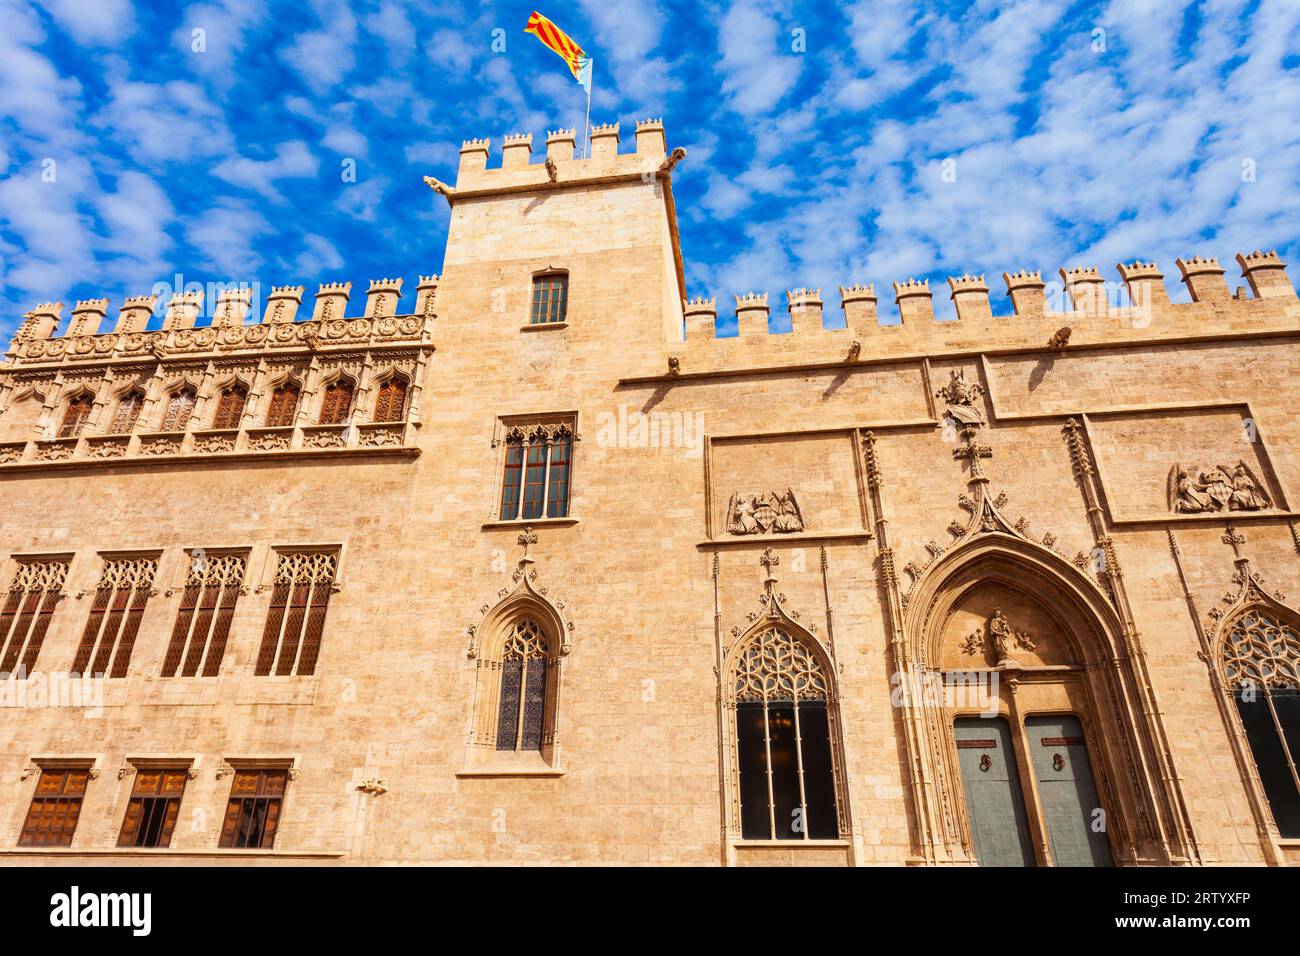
[[0, 119, 1298, 866]]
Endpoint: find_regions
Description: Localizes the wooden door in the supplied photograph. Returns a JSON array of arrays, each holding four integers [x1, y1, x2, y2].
[[955, 717, 1036, 866], [1025, 715, 1112, 866]]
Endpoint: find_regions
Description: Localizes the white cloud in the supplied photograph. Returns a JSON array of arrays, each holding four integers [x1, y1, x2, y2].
[[186, 200, 270, 278], [173, 0, 268, 86], [35, 0, 136, 46], [212, 141, 320, 201], [717, 0, 803, 117], [280, 0, 358, 93], [293, 233, 344, 275]]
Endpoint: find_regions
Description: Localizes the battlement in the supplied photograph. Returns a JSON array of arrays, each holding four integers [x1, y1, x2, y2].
[[448, 116, 681, 193], [673, 248, 1299, 373], [5, 273, 437, 366]]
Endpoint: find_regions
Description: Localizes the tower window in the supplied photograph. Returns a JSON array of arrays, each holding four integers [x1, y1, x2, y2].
[[499, 422, 574, 521], [530, 273, 568, 325]]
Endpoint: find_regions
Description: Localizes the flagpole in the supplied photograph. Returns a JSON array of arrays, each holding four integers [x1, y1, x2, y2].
[[583, 60, 593, 158]]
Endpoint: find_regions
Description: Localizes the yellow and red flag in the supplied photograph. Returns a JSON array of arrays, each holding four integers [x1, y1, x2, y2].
[[524, 11, 592, 92]]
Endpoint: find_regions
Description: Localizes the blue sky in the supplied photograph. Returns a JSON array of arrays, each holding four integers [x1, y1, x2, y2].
[[2, 0, 1299, 338]]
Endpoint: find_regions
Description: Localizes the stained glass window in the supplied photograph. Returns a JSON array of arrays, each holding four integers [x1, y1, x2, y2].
[[495, 620, 549, 752], [1224, 608, 1300, 837], [733, 627, 839, 840]]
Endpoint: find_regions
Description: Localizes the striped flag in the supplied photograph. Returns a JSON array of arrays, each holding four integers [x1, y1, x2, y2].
[[524, 11, 592, 93]]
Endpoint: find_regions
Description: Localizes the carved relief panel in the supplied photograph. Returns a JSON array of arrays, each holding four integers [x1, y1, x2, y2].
[[939, 585, 1077, 670]]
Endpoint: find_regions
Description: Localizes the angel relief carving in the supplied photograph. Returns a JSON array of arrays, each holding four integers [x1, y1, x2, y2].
[[1168, 461, 1271, 514], [726, 489, 805, 536]]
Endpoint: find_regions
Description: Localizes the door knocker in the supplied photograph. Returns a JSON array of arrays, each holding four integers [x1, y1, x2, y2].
[[1052, 753, 1065, 771], [979, 754, 992, 772]]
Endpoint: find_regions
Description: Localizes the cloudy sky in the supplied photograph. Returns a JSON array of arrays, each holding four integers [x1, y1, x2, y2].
[[1, 0, 1298, 337]]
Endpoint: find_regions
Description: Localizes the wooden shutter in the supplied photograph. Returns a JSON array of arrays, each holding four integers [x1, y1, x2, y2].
[[265, 384, 299, 427], [58, 394, 93, 438], [318, 380, 354, 424], [211, 385, 247, 430]]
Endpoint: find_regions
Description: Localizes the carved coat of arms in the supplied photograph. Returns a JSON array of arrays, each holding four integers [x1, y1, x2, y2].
[[726, 488, 805, 535]]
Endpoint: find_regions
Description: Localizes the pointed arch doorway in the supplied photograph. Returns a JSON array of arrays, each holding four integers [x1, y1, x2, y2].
[[904, 537, 1182, 866]]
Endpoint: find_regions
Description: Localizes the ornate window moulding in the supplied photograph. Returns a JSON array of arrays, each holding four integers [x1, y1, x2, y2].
[[0, 440, 419, 474]]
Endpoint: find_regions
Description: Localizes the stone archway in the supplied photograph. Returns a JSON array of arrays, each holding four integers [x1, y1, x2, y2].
[[902, 534, 1188, 866]]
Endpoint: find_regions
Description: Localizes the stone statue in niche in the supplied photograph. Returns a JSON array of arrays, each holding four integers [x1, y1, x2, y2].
[[936, 368, 985, 426], [961, 607, 1037, 667], [1168, 461, 1270, 513], [726, 489, 805, 535]]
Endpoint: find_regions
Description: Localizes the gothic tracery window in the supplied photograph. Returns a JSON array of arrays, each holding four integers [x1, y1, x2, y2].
[[160, 387, 197, 432], [372, 377, 408, 423], [0, 559, 69, 676], [58, 393, 93, 438], [733, 627, 840, 840], [109, 390, 144, 434], [1224, 607, 1300, 837], [265, 382, 300, 427], [162, 552, 247, 678], [318, 379, 354, 425], [499, 423, 574, 520], [211, 383, 248, 430], [495, 619, 550, 752], [255, 551, 338, 677], [69, 556, 158, 678]]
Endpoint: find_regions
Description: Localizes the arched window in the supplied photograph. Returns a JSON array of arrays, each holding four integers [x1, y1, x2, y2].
[[108, 390, 144, 435], [530, 272, 568, 324], [318, 379, 354, 425], [264, 382, 300, 427], [160, 387, 196, 432], [733, 627, 839, 840], [1224, 608, 1300, 837], [495, 619, 549, 752], [211, 383, 248, 430], [58, 393, 94, 438], [372, 377, 407, 423]]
